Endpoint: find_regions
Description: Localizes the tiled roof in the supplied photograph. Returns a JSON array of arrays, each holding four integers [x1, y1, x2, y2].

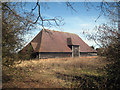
[[21, 29, 96, 53]]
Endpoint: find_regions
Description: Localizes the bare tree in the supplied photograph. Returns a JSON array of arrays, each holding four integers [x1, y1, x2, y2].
[[84, 1, 120, 88], [2, 1, 67, 66]]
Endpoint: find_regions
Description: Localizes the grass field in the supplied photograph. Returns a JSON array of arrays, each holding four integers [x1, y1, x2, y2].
[[2, 56, 108, 88]]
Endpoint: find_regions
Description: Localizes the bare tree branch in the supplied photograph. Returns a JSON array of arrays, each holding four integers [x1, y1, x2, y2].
[[28, 1, 64, 29], [66, 2, 77, 13]]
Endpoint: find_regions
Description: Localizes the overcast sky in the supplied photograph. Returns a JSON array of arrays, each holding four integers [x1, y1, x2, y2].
[[23, 2, 108, 48]]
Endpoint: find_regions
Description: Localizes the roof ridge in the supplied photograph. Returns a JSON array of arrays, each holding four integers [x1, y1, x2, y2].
[[38, 29, 43, 52], [31, 29, 43, 42]]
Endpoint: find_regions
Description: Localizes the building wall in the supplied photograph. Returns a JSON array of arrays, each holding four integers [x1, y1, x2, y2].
[[80, 52, 97, 56], [33, 52, 97, 59], [38, 52, 72, 59]]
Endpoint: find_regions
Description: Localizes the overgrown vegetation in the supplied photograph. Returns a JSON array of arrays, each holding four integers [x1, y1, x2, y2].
[[2, 1, 120, 89], [86, 17, 120, 89], [86, 24, 120, 88], [3, 57, 108, 88], [18, 44, 35, 60], [2, 2, 33, 66], [85, 2, 120, 88], [105, 38, 120, 88]]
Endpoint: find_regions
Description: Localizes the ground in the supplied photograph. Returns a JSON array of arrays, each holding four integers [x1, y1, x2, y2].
[[2, 56, 108, 88]]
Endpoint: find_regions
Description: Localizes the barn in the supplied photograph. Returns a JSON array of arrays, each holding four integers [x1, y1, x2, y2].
[[19, 29, 97, 59]]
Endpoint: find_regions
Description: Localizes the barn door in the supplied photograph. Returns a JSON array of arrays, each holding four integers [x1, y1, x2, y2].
[[72, 45, 80, 57]]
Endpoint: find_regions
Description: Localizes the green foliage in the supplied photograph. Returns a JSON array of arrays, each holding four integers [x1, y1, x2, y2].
[[2, 4, 22, 66], [23, 44, 34, 60], [104, 40, 120, 88], [18, 44, 35, 60], [2, 2, 34, 66], [87, 23, 120, 88], [96, 48, 105, 56]]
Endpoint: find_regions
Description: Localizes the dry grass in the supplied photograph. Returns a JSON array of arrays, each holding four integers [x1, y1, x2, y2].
[[3, 56, 108, 88]]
